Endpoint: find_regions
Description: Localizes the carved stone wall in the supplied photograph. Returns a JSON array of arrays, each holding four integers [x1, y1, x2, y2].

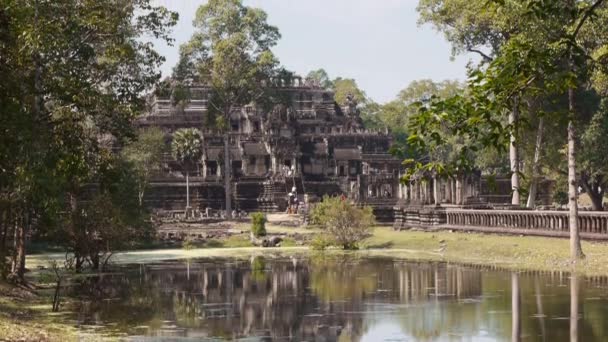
[[137, 80, 401, 214]]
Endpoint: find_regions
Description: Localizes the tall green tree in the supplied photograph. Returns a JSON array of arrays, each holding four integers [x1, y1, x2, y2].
[[171, 128, 203, 211], [380, 79, 463, 131], [123, 128, 167, 206], [0, 0, 176, 281], [176, 0, 281, 219], [410, 0, 608, 261], [579, 100, 608, 210], [332, 77, 368, 106], [305, 69, 333, 89], [418, 0, 540, 206]]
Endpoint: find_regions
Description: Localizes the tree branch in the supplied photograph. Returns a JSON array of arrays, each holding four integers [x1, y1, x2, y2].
[[572, 0, 606, 40], [468, 48, 493, 62]]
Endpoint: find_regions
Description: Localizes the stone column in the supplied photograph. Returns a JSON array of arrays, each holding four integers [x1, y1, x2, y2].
[[462, 176, 471, 204], [420, 182, 425, 203], [433, 177, 439, 206], [242, 159, 249, 175], [398, 179, 403, 199], [392, 182, 398, 199], [456, 177, 463, 205], [423, 182, 429, 204], [446, 178, 453, 203]]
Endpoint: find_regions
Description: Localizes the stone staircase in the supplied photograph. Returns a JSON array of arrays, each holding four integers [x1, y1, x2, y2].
[[234, 181, 264, 212], [257, 180, 288, 212]]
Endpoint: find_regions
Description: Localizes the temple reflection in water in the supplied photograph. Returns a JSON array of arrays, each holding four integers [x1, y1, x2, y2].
[[68, 256, 608, 341]]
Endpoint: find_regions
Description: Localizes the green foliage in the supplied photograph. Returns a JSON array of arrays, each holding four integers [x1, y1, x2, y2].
[[251, 212, 267, 238], [554, 190, 569, 206], [123, 128, 167, 205], [171, 128, 203, 170], [0, 0, 176, 279], [580, 100, 608, 181], [174, 0, 285, 216], [309, 195, 333, 226], [409, 0, 608, 182], [578, 99, 608, 208], [176, 0, 282, 115], [57, 157, 153, 271], [417, 0, 523, 60], [182, 238, 196, 251], [310, 196, 375, 250], [310, 234, 335, 251], [305, 69, 333, 89], [332, 78, 368, 106]]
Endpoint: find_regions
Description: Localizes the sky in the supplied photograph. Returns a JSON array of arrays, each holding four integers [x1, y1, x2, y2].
[[149, 0, 474, 104]]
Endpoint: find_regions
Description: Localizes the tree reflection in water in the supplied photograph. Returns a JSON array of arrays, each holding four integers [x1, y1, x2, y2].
[[63, 256, 608, 341], [512, 272, 520, 342], [571, 273, 579, 342]]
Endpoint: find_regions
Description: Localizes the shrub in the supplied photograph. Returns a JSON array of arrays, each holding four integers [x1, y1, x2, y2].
[[309, 195, 333, 225], [182, 238, 196, 250], [311, 196, 375, 250], [310, 234, 335, 251], [251, 212, 267, 237]]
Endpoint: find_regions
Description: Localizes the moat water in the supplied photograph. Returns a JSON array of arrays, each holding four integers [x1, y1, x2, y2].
[[63, 255, 608, 341]]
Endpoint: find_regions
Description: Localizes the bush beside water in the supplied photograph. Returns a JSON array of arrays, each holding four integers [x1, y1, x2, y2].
[[309, 196, 375, 250], [251, 212, 267, 238]]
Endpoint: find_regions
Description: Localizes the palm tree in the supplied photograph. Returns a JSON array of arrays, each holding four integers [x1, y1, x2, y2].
[[171, 128, 203, 211]]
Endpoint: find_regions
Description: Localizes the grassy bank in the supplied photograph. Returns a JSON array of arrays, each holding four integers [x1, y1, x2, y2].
[[24, 226, 608, 276], [361, 227, 608, 276], [0, 283, 84, 342]]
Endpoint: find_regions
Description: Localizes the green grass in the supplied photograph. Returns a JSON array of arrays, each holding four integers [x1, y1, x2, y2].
[[361, 227, 608, 276], [217, 234, 255, 248], [279, 237, 298, 247], [25, 226, 608, 277], [0, 282, 102, 342]]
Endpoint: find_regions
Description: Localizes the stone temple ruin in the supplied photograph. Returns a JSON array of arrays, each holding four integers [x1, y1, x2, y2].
[[138, 75, 568, 231], [137, 76, 402, 222]]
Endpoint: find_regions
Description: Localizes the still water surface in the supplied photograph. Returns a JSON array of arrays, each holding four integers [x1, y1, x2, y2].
[[65, 255, 608, 341]]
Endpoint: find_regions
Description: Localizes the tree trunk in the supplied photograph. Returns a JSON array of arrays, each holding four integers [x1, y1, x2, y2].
[[0, 205, 7, 268], [52, 277, 62, 312], [526, 116, 544, 208], [568, 87, 584, 260], [580, 178, 604, 211], [186, 170, 190, 209], [10, 209, 26, 282], [75, 253, 83, 272], [588, 190, 604, 211], [510, 97, 521, 206], [90, 253, 100, 271], [224, 132, 232, 219], [138, 188, 144, 207], [68, 191, 82, 272]]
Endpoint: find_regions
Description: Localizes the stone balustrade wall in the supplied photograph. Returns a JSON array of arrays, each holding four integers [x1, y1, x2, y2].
[[394, 207, 608, 240]]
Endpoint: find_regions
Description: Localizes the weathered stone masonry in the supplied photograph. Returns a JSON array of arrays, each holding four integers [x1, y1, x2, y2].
[[137, 77, 401, 221]]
